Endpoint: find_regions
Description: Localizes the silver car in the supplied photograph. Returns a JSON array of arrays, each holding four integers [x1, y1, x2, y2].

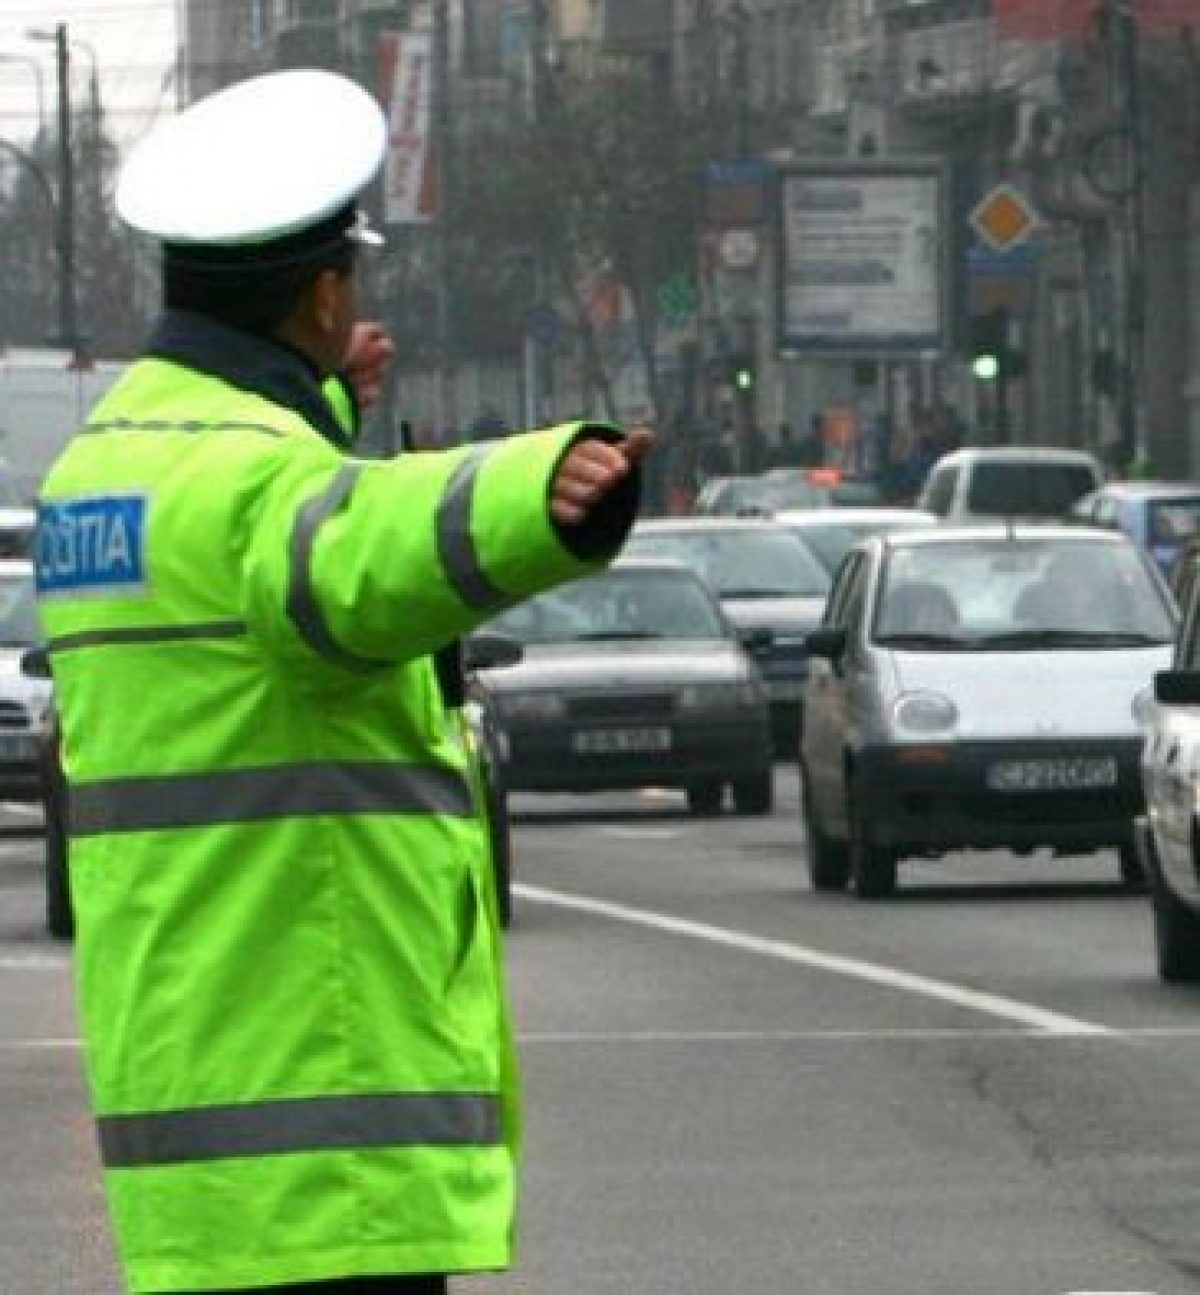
[[474, 558, 773, 815], [800, 526, 1176, 898]]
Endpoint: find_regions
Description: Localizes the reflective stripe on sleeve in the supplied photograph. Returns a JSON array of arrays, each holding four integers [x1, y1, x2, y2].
[[48, 621, 247, 653], [99, 1091, 503, 1168], [69, 760, 475, 835], [437, 448, 509, 611], [286, 463, 390, 671]]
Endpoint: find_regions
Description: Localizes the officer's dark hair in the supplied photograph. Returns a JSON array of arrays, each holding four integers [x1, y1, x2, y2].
[[162, 202, 357, 337]]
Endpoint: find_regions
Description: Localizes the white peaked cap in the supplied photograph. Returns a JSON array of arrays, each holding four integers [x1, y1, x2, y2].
[[116, 68, 388, 246]]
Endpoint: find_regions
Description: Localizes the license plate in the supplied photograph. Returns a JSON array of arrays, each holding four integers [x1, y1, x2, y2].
[[571, 727, 672, 754], [986, 757, 1118, 792]]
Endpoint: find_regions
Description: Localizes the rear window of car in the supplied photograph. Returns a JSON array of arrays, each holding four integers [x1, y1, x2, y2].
[[965, 463, 1098, 517]]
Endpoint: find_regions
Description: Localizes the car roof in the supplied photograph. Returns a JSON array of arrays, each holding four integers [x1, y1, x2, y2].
[[609, 555, 702, 575], [870, 523, 1132, 550], [1089, 480, 1200, 500], [633, 516, 790, 533], [0, 557, 33, 574], [772, 507, 937, 525], [932, 446, 1101, 466]]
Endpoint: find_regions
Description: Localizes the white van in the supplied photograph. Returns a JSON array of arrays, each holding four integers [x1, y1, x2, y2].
[[917, 447, 1104, 522]]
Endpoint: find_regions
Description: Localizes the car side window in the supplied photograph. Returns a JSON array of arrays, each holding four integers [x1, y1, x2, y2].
[[1092, 496, 1119, 528], [923, 465, 957, 516]]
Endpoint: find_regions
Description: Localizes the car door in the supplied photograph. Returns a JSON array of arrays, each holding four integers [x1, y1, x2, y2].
[[802, 550, 870, 825]]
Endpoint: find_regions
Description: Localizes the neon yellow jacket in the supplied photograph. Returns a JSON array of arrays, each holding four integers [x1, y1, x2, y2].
[[35, 314, 637, 1291]]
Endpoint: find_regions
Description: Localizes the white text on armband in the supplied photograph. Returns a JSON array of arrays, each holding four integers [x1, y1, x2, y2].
[[35, 495, 149, 597]]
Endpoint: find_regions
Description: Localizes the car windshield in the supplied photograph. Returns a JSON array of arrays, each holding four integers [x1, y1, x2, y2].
[[487, 569, 728, 644], [965, 462, 1096, 517], [628, 527, 831, 598], [873, 538, 1175, 648], [0, 570, 39, 647]]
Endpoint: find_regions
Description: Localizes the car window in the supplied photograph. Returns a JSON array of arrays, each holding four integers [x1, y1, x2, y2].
[[922, 465, 957, 516], [628, 527, 831, 598], [1091, 495, 1120, 528], [823, 552, 865, 628], [488, 569, 727, 643], [1148, 498, 1200, 546], [964, 463, 1098, 517], [0, 571, 39, 646], [873, 538, 1175, 647]]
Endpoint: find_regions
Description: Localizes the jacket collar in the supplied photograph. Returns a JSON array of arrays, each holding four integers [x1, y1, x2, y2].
[[145, 311, 351, 448]]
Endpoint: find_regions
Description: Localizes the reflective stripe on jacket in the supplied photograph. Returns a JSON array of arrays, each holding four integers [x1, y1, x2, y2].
[[35, 333, 635, 1292]]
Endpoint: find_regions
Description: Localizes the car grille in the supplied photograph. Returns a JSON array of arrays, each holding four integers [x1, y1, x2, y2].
[[0, 701, 32, 731], [566, 693, 675, 720]]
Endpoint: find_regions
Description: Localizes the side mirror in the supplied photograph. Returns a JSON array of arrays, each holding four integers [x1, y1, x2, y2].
[[1153, 669, 1200, 705], [804, 626, 848, 660], [463, 630, 524, 672], [19, 645, 52, 680], [736, 626, 774, 655]]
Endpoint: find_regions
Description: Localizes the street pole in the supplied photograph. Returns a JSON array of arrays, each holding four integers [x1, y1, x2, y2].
[[51, 23, 78, 359], [432, 0, 455, 438]]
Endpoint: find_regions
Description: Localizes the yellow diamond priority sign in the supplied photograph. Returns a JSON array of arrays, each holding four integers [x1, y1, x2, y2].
[[969, 183, 1038, 252]]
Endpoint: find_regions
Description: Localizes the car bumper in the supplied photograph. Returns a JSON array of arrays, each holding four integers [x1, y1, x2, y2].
[[501, 714, 772, 793], [855, 737, 1144, 854]]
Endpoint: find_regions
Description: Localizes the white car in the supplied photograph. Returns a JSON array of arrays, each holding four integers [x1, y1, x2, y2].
[[0, 559, 53, 801], [800, 526, 1176, 898], [917, 447, 1103, 523]]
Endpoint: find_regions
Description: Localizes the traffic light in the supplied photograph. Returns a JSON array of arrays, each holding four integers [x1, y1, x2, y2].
[[967, 307, 1026, 381], [727, 352, 755, 392]]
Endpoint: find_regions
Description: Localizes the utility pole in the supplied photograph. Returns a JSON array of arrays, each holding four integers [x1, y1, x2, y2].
[[51, 23, 79, 359], [432, 0, 455, 437]]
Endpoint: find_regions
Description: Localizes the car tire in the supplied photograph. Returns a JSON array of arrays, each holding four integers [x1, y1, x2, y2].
[[1117, 843, 1147, 894], [847, 776, 897, 900], [732, 771, 773, 816], [1150, 870, 1200, 982], [800, 765, 849, 892], [43, 753, 73, 941], [686, 779, 724, 816]]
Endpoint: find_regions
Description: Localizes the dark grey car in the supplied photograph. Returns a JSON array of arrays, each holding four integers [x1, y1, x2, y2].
[[473, 559, 773, 815]]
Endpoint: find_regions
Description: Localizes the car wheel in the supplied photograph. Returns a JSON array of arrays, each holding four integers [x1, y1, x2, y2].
[[800, 764, 849, 892], [1117, 843, 1146, 894], [1150, 870, 1200, 982], [43, 752, 73, 940], [732, 771, 773, 816], [847, 776, 897, 900], [686, 779, 724, 816]]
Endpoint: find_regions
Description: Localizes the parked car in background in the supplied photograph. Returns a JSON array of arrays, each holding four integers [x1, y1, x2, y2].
[[0, 561, 53, 803], [917, 446, 1104, 523], [1068, 480, 1200, 576], [1134, 572, 1200, 980], [800, 526, 1175, 898], [626, 517, 831, 754], [766, 466, 883, 507], [694, 472, 832, 517], [474, 558, 773, 815], [773, 506, 939, 577], [0, 506, 36, 559]]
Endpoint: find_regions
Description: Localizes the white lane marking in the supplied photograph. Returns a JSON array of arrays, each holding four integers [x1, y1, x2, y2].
[[517, 1028, 1154, 1045], [596, 826, 687, 841], [2, 1038, 80, 1049], [516, 883, 1113, 1037], [0, 954, 69, 971]]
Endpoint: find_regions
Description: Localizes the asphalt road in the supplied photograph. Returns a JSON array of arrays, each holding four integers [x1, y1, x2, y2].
[[3, 771, 1200, 1295]]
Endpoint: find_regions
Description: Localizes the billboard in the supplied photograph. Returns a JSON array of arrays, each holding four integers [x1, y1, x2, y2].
[[775, 159, 949, 357], [378, 29, 438, 225]]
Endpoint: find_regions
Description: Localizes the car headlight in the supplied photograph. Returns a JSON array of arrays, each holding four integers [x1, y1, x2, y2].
[[678, 680, 764, 709], [891, 690, 958, 735], [493, 692, 565, 722]]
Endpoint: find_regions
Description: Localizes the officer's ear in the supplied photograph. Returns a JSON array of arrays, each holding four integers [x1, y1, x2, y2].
[[311, 268, 345, 336]]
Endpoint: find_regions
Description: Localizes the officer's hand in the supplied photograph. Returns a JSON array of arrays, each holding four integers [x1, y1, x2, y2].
[[343, 322, 396, 412], [550, 428, 654, 526]]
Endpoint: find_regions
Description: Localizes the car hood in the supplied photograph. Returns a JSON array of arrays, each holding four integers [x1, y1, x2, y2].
[[887, 646, 1172, 738], [479, 640, 752, 692], [719, 595, 827, 633]]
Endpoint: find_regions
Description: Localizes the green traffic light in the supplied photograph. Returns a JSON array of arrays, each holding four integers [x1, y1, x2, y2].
[[735, 369, 753, 390], [972, 354, 1000, 381]]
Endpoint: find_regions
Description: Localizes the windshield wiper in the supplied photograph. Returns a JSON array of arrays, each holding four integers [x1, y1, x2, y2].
[[873, 632, 972, 649], [973, 629, 1171, 649], [573, 630, 665, 641]]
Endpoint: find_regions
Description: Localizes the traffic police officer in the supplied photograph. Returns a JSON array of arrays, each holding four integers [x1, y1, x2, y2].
[[35, 69, 649, 1294]]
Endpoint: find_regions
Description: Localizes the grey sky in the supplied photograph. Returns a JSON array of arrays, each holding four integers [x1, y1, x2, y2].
[[0, 0, 177, 149]]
